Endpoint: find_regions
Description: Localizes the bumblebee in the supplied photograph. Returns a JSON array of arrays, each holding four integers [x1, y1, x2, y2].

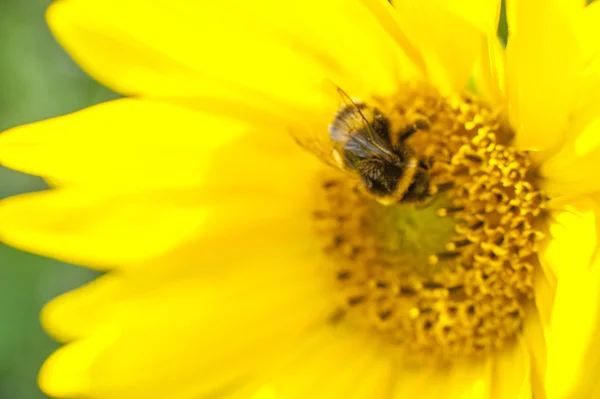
[[292, 86, 431, 205], [329, 90, 431, 205]]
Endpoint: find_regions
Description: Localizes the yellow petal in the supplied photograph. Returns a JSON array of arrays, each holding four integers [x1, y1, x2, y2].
[[392, 359, 491, 398], [473, 36, 506, 109], [540, 107, 600, 197], [540, 196, 599, 283], [47, 0, 409, 112], [429, 0, 500, 34], [579, 1, 600, 67], [0, 98, 280, 188], [40, 255, 332, 399], [226, 330, 383, 399], [357, 0, 427, 79], [39, 325, 120, 398], [42, 212, 321, 342], [540, 4, 600, 185], [505, 0, 584, 151], [264, 333, 389, 399], [347, 355, 395, 399], [0, 188, 210, 268], [546, 251, 600, 398], [392, 0, 500, 92], [522, 306, 548, 399], [523, 259, 553, 399], [532, 264, 556, 333], [542, 195, 600, 398], [391, 339, 530, 399], [0, 182, 320, 270], [490, 338, 532, 398], [42, 274, 123, 343]]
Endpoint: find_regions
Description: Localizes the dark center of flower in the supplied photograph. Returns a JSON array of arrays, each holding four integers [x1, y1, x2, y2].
[[313, 84, 546, 360]]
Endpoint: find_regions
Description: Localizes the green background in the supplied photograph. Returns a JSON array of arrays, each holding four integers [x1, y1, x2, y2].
[[0, 0, 510, 398], [0, 1, 114, 397]]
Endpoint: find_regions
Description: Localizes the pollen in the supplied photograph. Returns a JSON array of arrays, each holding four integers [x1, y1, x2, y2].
[[313, 84, 546, 360]]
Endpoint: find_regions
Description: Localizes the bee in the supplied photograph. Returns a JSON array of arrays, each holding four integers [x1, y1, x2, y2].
[[295, 86, 431, 205]]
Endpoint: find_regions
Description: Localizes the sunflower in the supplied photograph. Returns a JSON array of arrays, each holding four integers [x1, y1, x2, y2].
[[1, 0, 600, 398]]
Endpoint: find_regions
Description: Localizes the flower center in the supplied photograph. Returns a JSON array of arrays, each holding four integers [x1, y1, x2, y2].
[[313, 84, 546, 360]]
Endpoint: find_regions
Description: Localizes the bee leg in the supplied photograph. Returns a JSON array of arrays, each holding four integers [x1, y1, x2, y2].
[[398, 125, 419, 142], [398, 120, 430, 142], [419, 156, 435, 170]]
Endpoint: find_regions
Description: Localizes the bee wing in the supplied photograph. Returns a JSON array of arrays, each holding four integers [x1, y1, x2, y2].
[[289, 124, 344, 170], [285, 79, 354, 171], [288, 80, 392, 173]]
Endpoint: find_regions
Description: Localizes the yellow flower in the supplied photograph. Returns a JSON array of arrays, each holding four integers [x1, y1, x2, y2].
[[1, 0, 600, 398]]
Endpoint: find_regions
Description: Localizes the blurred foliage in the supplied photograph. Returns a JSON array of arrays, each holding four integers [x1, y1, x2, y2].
[[0, 0, 116, 397]]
